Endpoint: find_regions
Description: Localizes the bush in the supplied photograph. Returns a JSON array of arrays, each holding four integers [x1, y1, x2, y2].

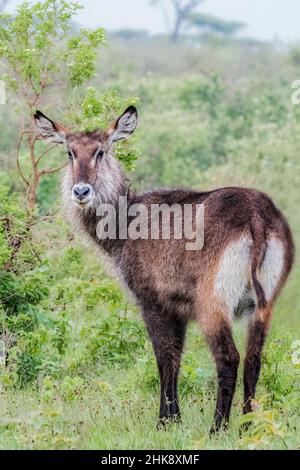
[[0, 184, 50, 385]]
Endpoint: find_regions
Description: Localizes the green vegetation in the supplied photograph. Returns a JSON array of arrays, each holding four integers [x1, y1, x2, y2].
[[0, 0, 300, 450]]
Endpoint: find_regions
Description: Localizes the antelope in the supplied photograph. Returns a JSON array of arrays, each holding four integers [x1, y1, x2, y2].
[[34, 106, 294, 432]]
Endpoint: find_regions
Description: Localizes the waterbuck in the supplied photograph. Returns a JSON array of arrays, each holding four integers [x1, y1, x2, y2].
[[34, 106, 294, 432]]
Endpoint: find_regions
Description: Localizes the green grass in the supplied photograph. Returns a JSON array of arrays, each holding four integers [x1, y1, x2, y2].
[[1, 312, 300, 450]]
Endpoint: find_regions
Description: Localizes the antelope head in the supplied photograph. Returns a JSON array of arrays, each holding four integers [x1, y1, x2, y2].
[[34, 106, 138, 209]]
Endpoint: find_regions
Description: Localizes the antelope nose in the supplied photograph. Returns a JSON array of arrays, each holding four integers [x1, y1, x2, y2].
[[73, 184, 91, 201]]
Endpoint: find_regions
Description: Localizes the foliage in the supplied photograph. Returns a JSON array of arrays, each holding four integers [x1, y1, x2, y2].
[[0, 185, 46, 313], [0, 184, 49, 386], [188, 12, 245, 37], [69, 86, 140, 170], [0, 1, 105, 97]]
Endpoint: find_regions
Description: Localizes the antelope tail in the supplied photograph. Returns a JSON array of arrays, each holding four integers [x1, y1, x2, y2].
[[250, 216, 267, 309]]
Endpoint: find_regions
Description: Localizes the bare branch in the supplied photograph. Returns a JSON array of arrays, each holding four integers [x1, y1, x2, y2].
[[36, 144, 59, 165], [171, 0, 204, 13], [39, 161, 67, 175], [155, 0, 205, 41], [16, 131, 31, 187], [28, 134, 39, 172]]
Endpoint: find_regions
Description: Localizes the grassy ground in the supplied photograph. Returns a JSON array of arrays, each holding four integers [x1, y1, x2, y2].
[[1, 246, 299, 450]]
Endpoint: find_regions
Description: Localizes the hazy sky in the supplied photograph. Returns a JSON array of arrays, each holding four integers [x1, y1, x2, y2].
[[6, 0, 300, 42]]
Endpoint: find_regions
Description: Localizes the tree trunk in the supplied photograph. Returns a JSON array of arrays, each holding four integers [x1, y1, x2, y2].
[[27, 174, 40, 217], [170, 0, 203, 42], [171, 13, 183, 42]]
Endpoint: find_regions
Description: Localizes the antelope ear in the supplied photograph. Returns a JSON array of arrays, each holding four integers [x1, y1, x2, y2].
[[34, 110, 67, 144], [107, 106, 138, 145]]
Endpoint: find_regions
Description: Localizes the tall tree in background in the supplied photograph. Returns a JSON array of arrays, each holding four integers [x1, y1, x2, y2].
[[151, 0, 245, 42], [151, 0, 205, 42], [188, 12, 245, 38]]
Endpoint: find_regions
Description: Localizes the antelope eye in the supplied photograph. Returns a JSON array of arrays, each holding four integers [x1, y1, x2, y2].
[[96, 149, 104, 159], [67, 150, 73, 160]]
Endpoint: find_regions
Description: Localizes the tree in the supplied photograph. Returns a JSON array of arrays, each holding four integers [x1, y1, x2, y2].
[[0, 0, 106, 215], [151, 0, 205, 42], [188, 12, 245, 37]]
